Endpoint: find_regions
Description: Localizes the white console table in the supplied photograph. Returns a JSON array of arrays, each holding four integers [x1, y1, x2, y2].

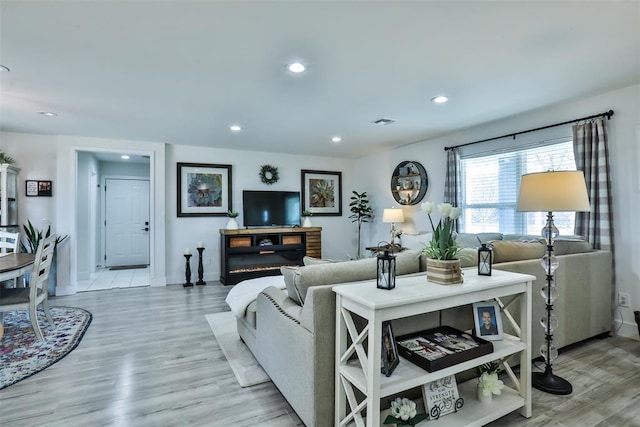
[[333, 269, 534, 427]]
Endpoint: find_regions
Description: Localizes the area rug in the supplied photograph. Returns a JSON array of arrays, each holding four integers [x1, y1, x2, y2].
[[0, 306, 92, 390], [205, 311, 270, 387]]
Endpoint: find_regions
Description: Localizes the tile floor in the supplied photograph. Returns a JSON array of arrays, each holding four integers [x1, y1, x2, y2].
[[76, 266, 149, 292]]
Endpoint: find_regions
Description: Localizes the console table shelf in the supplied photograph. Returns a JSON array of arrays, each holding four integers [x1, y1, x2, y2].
[[334, 269, 534, 427], [219, 227, 322, 285]]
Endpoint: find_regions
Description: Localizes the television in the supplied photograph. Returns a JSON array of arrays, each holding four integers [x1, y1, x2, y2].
[[242, 190, 301, 227]]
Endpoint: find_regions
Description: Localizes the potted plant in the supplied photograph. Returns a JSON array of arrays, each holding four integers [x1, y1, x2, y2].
[[21, 220, 69, 295], [476, 361, 504, 403], [348, 191, 373, 259], [301, 210, 313, 227], [419, 201, 464, 285], [226, 210, 239, 230], [383, 397, 427, 427]]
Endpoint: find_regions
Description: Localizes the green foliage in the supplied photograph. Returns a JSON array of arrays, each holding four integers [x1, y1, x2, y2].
[[301, 210, 312, 217], [0, 151, 16, 164], [20, 220, 68, 253], [383, 413, 427, 427], [227, 210, 239, 218], [348, 191, 373, 258]]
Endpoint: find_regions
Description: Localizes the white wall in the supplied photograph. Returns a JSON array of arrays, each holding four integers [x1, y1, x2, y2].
[[356, 83, 640, 339], [165, 144, 357, 284]]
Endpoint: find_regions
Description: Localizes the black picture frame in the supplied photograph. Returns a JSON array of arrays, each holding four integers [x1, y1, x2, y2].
[[473, 301, 504, 341], [177, 162, 232, 217], [301, 169, 342, 216], [25, 180, 52, 197], [381, 321, 400, 377]]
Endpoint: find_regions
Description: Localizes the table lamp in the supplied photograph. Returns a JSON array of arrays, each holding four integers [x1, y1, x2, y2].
[[382, 208, 404, 244], [517, 170, 590, 395]]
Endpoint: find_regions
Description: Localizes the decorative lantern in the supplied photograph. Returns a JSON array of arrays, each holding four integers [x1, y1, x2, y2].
[[377, 247, 396, 290], [478, 243, 493, 276]]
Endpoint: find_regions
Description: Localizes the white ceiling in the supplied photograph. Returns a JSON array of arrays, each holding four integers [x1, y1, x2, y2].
[[1, 1, 638, 159]]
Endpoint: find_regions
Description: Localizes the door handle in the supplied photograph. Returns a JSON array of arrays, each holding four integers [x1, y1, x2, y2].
[[142, 227, 149, 231]]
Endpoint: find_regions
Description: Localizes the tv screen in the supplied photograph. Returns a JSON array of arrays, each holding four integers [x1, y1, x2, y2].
[[243, 191, 301, 227]]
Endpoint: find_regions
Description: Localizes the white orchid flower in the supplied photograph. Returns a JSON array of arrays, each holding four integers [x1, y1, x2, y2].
[[478, 372, 504, 396]]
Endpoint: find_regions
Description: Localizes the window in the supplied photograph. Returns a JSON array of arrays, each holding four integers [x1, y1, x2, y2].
[[460, 139, 577, 236]]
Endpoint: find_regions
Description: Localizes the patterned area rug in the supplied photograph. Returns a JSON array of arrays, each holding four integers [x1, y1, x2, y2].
[[0, 306, 92, 390]]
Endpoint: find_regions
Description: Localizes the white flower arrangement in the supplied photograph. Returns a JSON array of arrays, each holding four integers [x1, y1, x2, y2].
[[383, 397, 426, 427], [478, 371, 504, 397], [419, 201, 462, 260]]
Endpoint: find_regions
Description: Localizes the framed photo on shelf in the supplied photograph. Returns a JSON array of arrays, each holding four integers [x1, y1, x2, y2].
[[381, 321, 399, 377], [25, 180, 52, 197], [301, 169, 342, 216], [177, 162, 232, 217], [473, 301, 504, 341]]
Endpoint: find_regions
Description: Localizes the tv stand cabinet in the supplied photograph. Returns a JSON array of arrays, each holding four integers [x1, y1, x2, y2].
[[219, 227, 322, 285]]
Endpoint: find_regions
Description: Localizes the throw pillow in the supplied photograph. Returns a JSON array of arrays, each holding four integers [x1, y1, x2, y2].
[[281, 266, 302, 304], [302, 256, 341, 265], [400, 232, 432, 251], [490, 240, 546, 263], [456, 233, 504, 249]]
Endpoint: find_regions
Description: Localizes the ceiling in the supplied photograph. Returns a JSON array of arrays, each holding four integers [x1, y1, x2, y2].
[[1, 1, 638, 159]]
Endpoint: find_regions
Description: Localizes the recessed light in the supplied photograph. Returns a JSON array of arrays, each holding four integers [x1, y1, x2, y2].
[[121, 155, 130, 160], [38, 111, 58, 117], [431, 95, 448, 104], [287, 62, 305, 73], [229, 125, 242, 132], [0, 65, 9, 72], [331, 136, 342, 143]]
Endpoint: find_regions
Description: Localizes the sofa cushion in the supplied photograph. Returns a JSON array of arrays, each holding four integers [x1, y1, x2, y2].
[[459, 247, 479, 268], [553, 238, 593, 255], [456, 232, 504, 248], [490, 240, 546, 263], [302, 256, 341, 265], [281, 266, 302, 304], [292, 250, 421, 304], [400, 232, 432, 251]]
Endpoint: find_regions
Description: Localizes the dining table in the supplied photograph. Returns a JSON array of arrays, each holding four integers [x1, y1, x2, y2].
[[0, 253, 36, 283]]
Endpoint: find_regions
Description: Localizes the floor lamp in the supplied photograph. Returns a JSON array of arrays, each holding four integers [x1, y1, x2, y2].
[[517, 170, 590, 395], [382, 208, 404, 246]]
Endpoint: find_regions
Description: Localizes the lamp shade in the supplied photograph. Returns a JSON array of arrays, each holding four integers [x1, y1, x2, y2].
[[382, 208, 405, 223], [517, 171, 591, 212]]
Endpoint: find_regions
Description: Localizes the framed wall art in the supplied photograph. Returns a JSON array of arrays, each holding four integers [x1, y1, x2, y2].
[[301, 169, 342, 216], [26, 180, 52, 197], [177, 162, 232, 217]]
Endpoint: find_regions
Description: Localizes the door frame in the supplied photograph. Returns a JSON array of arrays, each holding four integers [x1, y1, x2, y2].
[[102, 175, 151, 267], [71, 147, 159, 291]]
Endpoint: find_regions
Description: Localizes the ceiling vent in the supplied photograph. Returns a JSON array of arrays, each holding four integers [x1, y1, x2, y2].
[[372, 118, 395, 126]]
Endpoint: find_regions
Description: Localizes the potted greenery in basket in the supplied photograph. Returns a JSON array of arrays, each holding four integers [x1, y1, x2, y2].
[[301, 210, 313, 227], [419, 201, 464, 284], [348, 191, 373, 259], [226, 210, 239, 230]]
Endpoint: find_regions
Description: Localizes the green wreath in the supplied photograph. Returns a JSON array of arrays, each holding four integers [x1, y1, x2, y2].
[[259, 164, 279, 185]]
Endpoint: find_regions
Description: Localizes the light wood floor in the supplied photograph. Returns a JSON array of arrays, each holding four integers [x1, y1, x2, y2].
[[1, 283, 639, 427]]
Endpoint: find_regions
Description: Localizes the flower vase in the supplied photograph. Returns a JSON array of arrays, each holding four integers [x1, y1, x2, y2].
[[226, 218, 239, 230], [477, 385, 492, 403], [302, 217, 312, 227], [426, 258, 463, 285]]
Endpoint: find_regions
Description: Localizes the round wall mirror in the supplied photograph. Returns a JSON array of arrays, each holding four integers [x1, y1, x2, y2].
[[390, 161, 428, 205]]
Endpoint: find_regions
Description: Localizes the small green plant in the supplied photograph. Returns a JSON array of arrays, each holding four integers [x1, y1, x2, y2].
[[227, 210, 239, 218], [349, 191, 373, 259], [0, 151, 16, 164], [20, 220, 68, 253], [301, 210, 312, 217]]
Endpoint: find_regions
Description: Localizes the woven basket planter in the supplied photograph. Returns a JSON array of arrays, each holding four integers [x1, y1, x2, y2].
[[426, 258, 463, 285]]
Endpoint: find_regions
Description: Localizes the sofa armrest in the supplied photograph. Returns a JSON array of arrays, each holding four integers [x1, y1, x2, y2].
[[259, 286, 303, 324]]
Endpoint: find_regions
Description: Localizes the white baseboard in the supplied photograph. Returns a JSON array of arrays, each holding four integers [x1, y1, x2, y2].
[[613, 319, 640, 340]]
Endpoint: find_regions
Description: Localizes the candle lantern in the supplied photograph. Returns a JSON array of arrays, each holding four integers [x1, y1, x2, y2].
[[376, 245, 396, 290], [478, 243, 493, 276]]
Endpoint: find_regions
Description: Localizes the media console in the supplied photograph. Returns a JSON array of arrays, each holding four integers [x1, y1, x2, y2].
[[219, 227, 322, 285]]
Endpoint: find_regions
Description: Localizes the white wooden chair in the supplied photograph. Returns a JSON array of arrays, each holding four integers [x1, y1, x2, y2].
[[0, 233, 56, 341], [0, 231, 20, 287], [0, 230, 19, 253]]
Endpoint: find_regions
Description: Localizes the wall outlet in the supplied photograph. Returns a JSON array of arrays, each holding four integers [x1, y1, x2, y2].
[[618, 292, 630, 308]]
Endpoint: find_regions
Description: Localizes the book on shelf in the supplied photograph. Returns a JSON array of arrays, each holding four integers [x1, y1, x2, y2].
[[396, 326, 493, 372]]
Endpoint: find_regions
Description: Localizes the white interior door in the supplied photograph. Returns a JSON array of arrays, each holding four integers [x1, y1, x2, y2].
[[105, 178, 150, 267]]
